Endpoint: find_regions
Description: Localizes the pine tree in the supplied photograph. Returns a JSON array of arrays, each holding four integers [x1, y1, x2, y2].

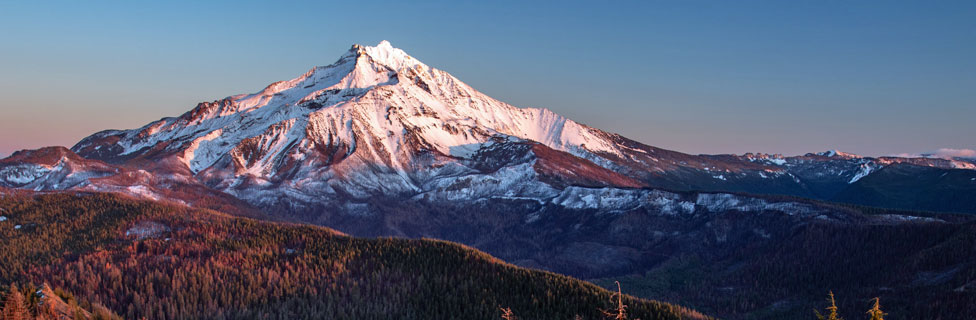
[[814, 291, 843, 320], [499, 306, 517, 320], [2, 284, 30, 320], [866, 297, 885, 320], [602, 281, 629, 320]]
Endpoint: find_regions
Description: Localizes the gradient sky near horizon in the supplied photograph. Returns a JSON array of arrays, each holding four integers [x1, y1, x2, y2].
[[1, 1, 974, 158]]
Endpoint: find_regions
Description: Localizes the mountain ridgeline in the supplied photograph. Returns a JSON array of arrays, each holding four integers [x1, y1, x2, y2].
[[0, 192, 704, 320], [1, 41, 975, 319], [0, 41, 967, 217]]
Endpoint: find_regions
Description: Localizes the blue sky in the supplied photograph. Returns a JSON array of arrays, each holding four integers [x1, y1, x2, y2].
[[1, 1, 974, 157]]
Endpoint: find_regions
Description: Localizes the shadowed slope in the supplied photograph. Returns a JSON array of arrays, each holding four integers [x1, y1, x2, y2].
[[0, 192, 706, 320]]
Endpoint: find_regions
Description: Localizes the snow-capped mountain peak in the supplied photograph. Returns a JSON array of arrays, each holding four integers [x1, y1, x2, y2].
[[355, 40, 424, 71], [5, 41, 976, 217], [816, 149, 860, 159], [65, 41, 634, 205]]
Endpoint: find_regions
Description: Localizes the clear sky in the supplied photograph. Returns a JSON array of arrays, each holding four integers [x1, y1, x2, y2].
[[1, 1, 974, 158]]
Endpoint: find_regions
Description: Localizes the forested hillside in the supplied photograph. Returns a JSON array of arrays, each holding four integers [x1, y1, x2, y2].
[[591, 204, 976, 319], [0, 192, 706, 320]]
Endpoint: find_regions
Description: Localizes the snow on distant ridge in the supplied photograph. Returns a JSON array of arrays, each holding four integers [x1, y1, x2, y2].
[[849, 163, 875, 183], [891, 148, 976, 160], [816, 149, 861, 159]]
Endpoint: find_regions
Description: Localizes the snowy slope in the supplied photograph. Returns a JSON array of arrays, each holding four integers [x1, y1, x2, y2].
[[0, 41, 968, 215], [68, 41, 640, 207]]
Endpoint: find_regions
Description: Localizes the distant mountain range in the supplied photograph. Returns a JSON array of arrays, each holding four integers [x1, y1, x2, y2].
[[2, 41, 975, 319]]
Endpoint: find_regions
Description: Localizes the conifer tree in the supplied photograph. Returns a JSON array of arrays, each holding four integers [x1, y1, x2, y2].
[[499, 306, 516, 320], [602, 281, 630, 320], [814, 291, 842, 320], [2, 284, 29, 320], [866, 297, 885, 320]]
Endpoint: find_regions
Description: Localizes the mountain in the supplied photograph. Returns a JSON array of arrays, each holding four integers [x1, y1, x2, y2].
[[0, 146, 273, 220], [2, 41, 976, 319], [0, 192, 704, 320], [834, 163, 976, 213], [67, 41, 644, 213], [1, 41, 971, 216]]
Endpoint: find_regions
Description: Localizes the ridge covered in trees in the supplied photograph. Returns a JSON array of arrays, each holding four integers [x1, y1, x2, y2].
[[590, 213, 976, 319], [0, 192, 707, 319], [1, 282, 121, 320]]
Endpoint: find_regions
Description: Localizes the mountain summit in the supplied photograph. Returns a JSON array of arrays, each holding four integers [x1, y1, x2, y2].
[[68, 41, 637, 209], [0, 41, 970, 216]]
